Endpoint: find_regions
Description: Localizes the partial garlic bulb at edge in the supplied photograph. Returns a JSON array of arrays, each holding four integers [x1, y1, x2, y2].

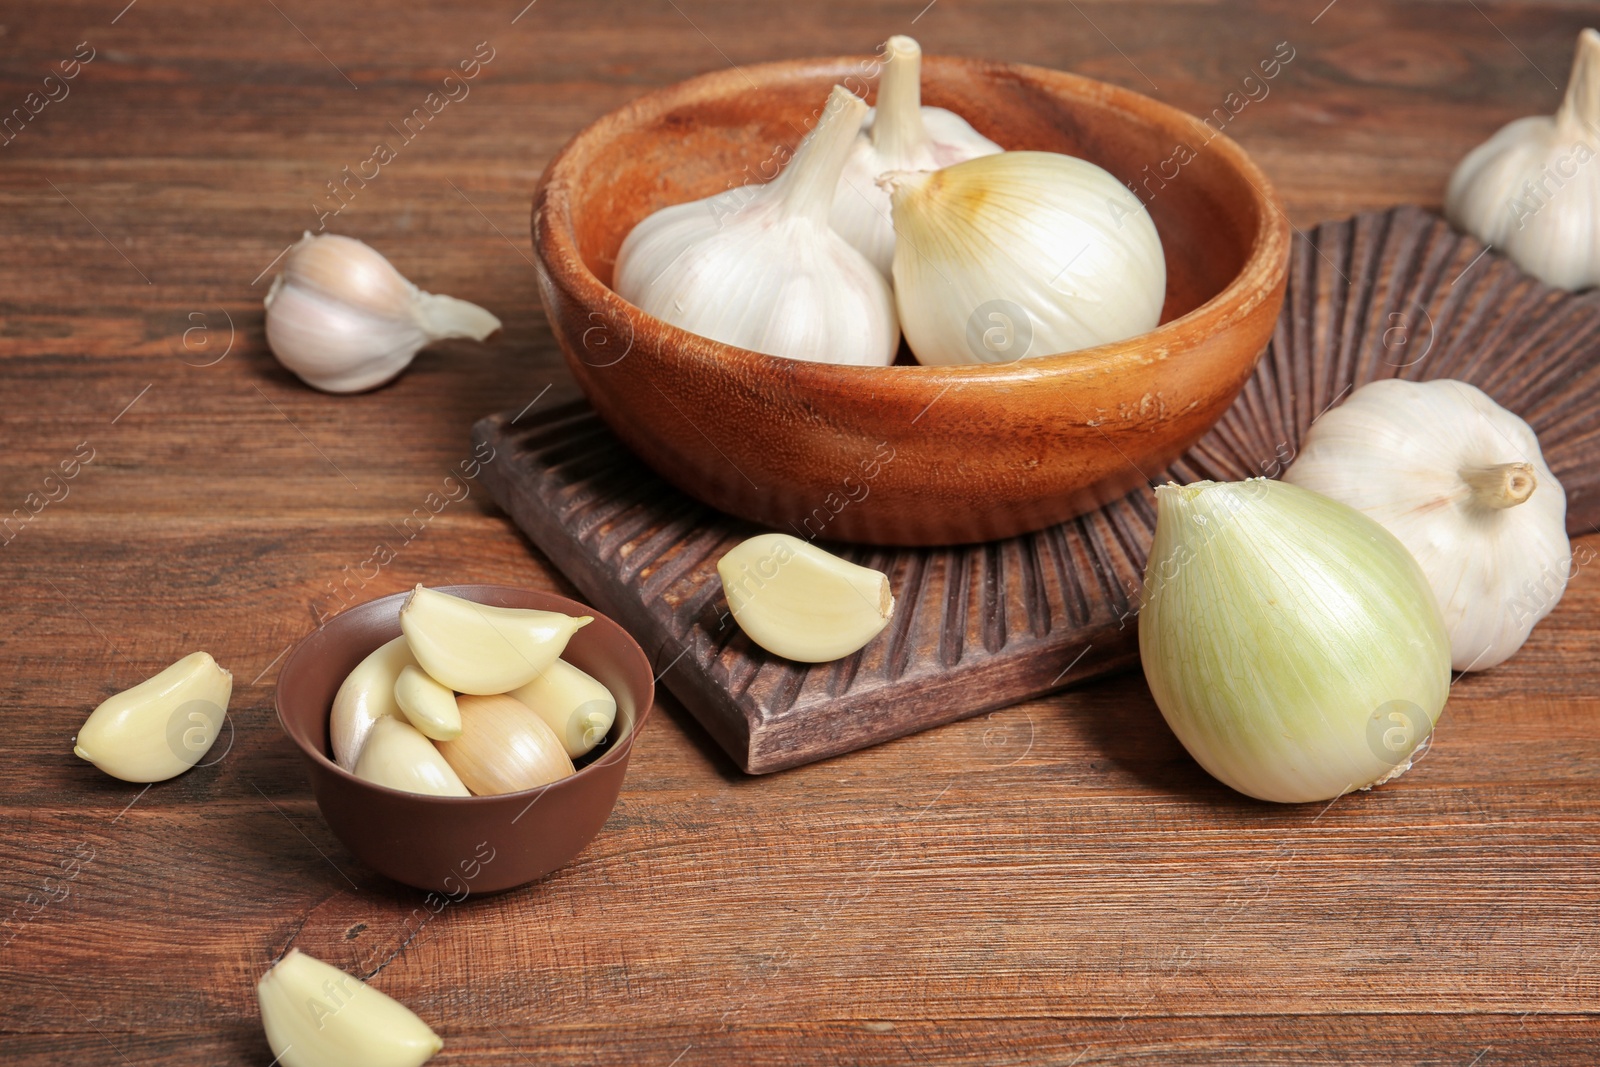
[[1444, 28, 1600, 290], [1284, 378, 1570, 671], [887, 151, 1166, 366], [614, 85, 899, 366], [258, 948, 443, 1067], [831, 35, 1002, 274], [265, 232, 502, 393]]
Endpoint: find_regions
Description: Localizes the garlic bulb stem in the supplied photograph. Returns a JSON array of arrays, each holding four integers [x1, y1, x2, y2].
[[412, 291, 502, 343], [872, 36, 926, 162], [1461, 461, 1537, 509], [776, 87, 867, 224], [1556, 29, 1600, 139]]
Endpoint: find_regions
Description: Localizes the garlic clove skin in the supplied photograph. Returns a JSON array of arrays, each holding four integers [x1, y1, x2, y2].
[[257, 948, 443, 1067], [330, 636, 417, 771], [398, 585, 592, 696], [614, 85, 899, 366], [435, 693, 576, 795], [505, 659, 618, 758], [830, 35, 1003, 275], [392, 664, 462, 741], [74, 652, 232, 783], [1444, 29, 1600, 290], [717, 533, 894, 663], [1283, 378, 1570, 671], [1139, 479, 1452, 805], [353, 716, 470, 797], [887, 151, 1166, 366], [264, 232, 501, 394]]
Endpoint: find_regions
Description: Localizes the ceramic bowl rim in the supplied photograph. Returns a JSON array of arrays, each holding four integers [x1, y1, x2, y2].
[[273, 583, 655, 805]]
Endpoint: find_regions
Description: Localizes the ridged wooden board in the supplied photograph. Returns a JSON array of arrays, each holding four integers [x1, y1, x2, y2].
[[475, 206, 1600, 773]]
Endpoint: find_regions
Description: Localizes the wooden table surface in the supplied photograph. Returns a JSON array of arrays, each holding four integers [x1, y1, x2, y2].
[[4, 0, 1598, 1063]]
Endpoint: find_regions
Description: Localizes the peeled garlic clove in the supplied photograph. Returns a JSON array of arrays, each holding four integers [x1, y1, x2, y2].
[[392, 664, 462, 741], [352, 716, 470, 797], [1445, 29, 1600, 289], [436, 693, 576, 795], [74, 652, 232, 783], [257, 948, 443, 1067], [1139, 479, 1452, 805], [614, 85, 899, 366], [506, 659, 617, 758], [717, 533, 894, 663], [398, 586, 591, 696], [831, 35, 1003, 274], [887, 151, 1166, 365], [264, 232, 501, 394], [331, 636, 417, 770], [1283, 378, 1570, 671]]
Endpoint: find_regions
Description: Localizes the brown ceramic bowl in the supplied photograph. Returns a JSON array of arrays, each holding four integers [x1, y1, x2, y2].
[[275, 585, 654, 895], [532, 54, 1291, 545]]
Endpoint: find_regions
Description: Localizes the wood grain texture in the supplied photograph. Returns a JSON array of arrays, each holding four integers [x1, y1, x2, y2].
[[477, 205, 1600, 774], [3, 1, 1600, 1064]]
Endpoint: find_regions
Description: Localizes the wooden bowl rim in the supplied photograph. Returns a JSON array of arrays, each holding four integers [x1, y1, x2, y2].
[[533, 52, 1292, 387]]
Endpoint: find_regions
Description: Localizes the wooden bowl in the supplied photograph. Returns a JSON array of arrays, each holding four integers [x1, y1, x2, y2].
[[532, 55, 1291, 545], [275, 585, 654, 895]]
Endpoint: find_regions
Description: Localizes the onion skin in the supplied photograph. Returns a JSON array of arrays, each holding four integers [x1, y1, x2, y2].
[[1138, 479, 1452, 804]]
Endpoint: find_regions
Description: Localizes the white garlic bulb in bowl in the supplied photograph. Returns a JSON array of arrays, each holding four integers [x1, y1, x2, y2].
[[613, 85, 900, 366], [1444, 28, 1600, 290], [1284, 378, 1570, 671]]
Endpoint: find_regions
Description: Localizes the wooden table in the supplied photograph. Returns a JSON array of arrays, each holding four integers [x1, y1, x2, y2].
[[4, 1, 1597, 1063]]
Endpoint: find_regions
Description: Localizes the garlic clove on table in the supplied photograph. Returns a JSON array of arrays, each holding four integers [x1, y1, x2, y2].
[[886, 151, 1167, 365], [1444, 28, 1600, 290], [435, 693, 576, 795], [352, 715, 470, 797], [1283, 378, 1570, 671], [74, 652, 233, 783], [613, 85, 900, 366], [717, 533, 894, 663], [398, 585, 591, 695], [830, 35, 1003, 274], [331, 635, 417, 770], [505, 658, 617, 758], [257, 948, 443, 1067], [264, 232, 501, 394]]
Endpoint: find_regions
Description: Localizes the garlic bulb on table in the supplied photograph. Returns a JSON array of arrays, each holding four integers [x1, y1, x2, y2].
[[830, 35, 1002, 274], [1444, 28, 1600, 290], [1284, 378, 1569, 671], [614, 85, 899, 366], [887, 151, 1166, 365], [1140, 479, 1452, 805], [265, 232, 502, 393]]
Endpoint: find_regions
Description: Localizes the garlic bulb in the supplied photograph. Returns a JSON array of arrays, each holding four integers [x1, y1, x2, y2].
[[506, 658, 617, 759], [257, 948, 443, 1067], [264, 232, 501, 393], [614, 85, 899, 365], [353, 716, 470, 797], [398, 586, 591, 695], [717, 533, 894, 662], [887, 152, 1166, 365], [1139, 479, 1452, 804], [331, 636, 416, 770], [830, 35, 1002, 274], [1444, 28, 1600, 290], [74, 652, 232, 783], [393, 664, 462, 741], [435, 693, 576, 795], [1283, 378, 1569, 671]]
